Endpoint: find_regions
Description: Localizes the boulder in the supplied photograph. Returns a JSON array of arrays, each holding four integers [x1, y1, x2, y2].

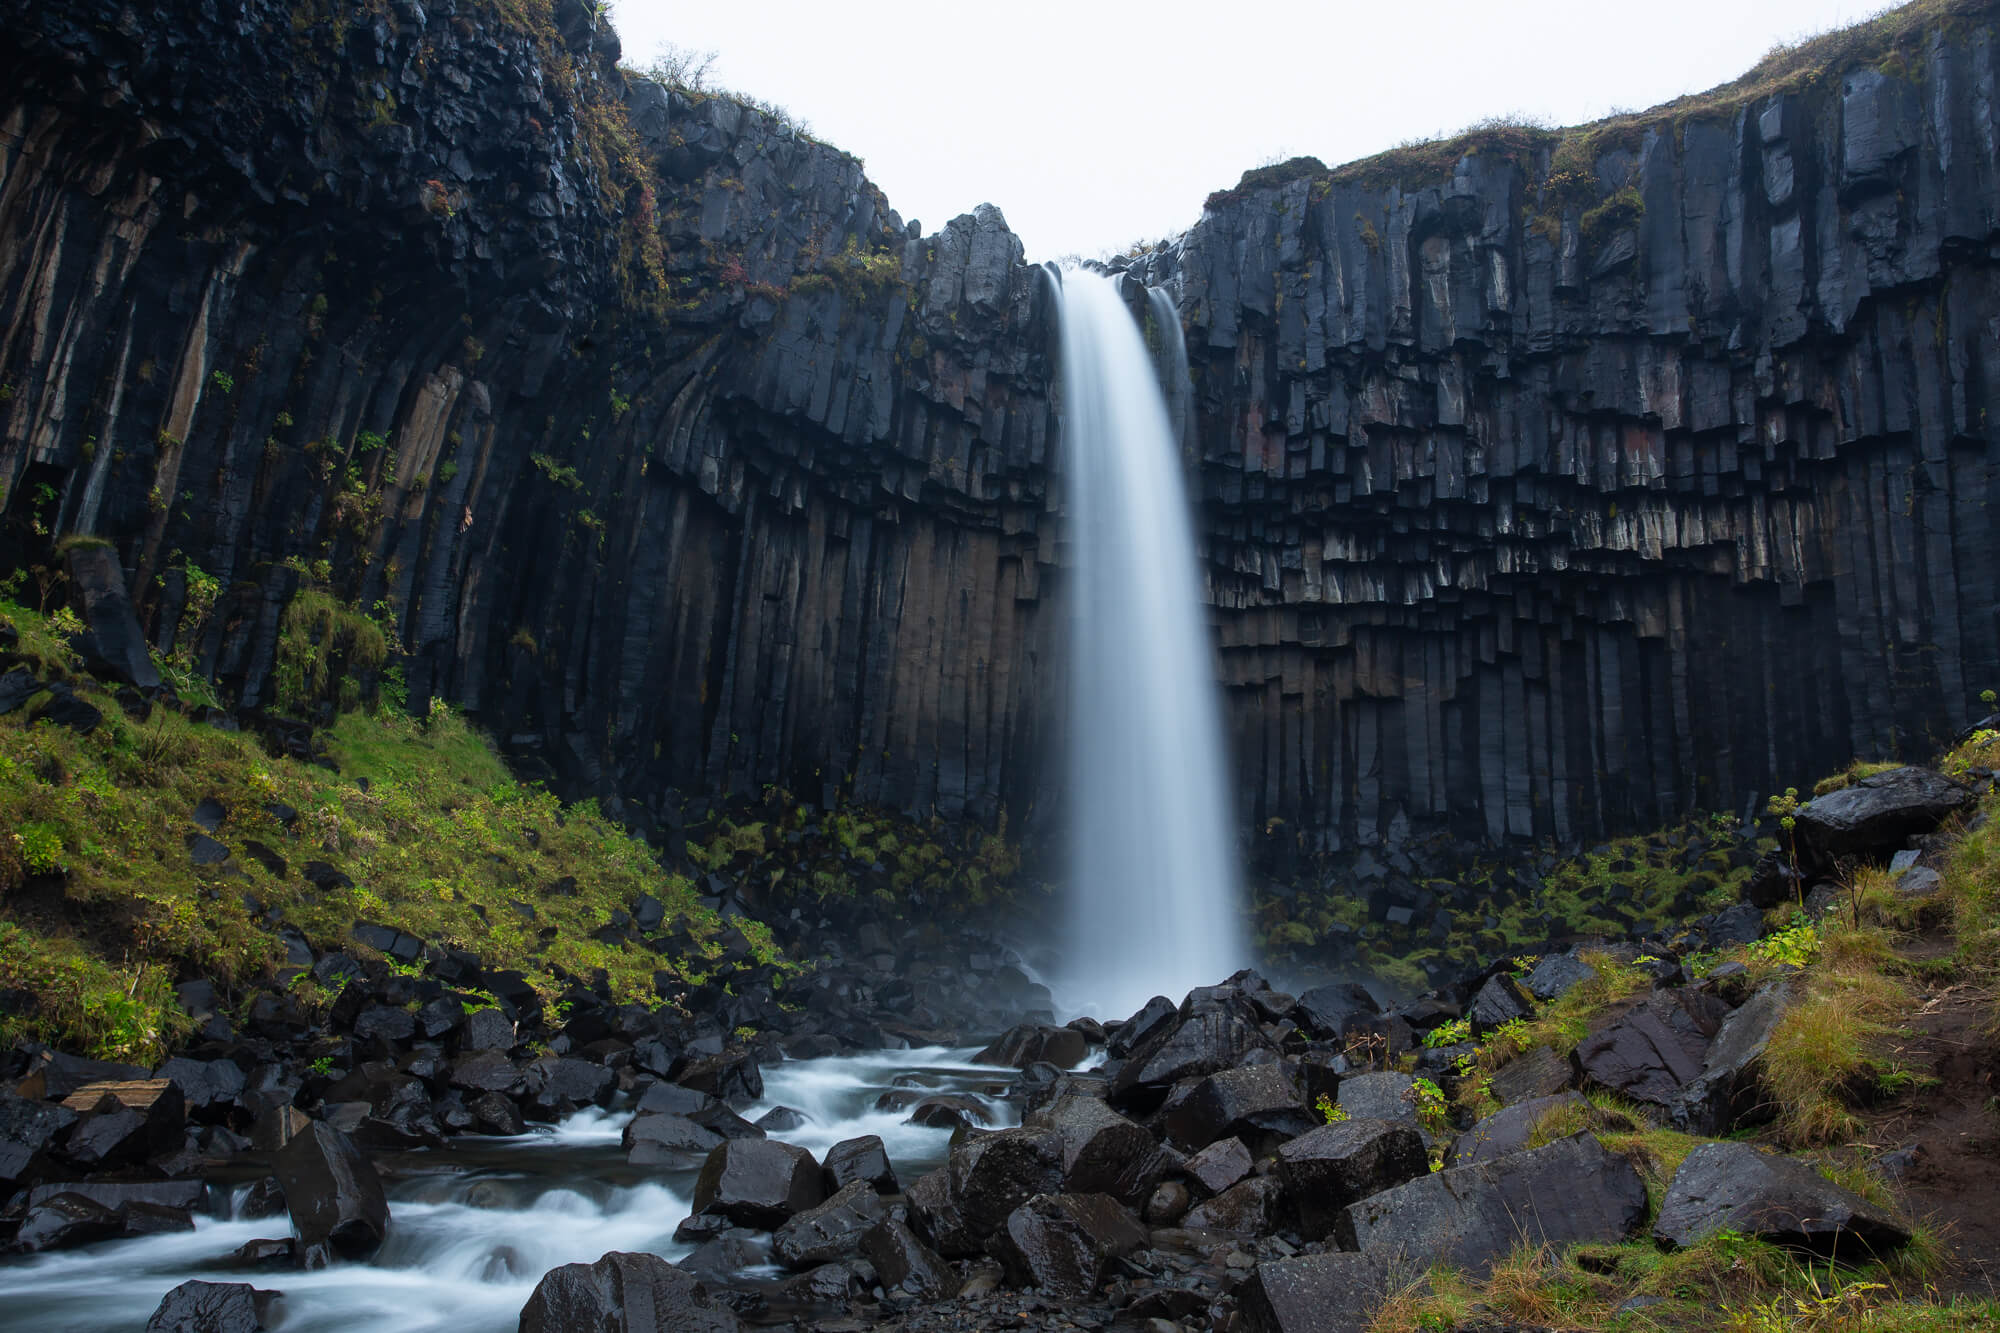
[[1487, 1044, 1573, 1105], [753, 1107, 808, 1135], [1523, 953, 1598, 1003], [1446, 1092, 1588, 1167], [625, 1112, 725, 1167], [1181, 1174, 1283, 1234], [771, 1180, 886, 1268], [1239, 1252, 1390, 1333], [1159, 1062, 1313, 1154], [1107, 996, 1178, 1057], [1467, 973, 1535, 1031], [1572, 1006, 1705, 1108], [676, 1233, 767, 1283], [273, 1121, 391, 1267], [905, 1094, 990, 1130], [1341, 1133, 1646, 1275], [676, 1050, 762, 1104], [8, 1191, 123, 1253], [1290, 982, 1378, 1040], [155, 1058, 247, 1123], [59, 1078, 185, 1164], [144, 1280, 283, 1333], [693, 1139, 823, 1229], [1108, 1010, 1270, 1109], [973, 1024, 1088, 1070], [1026, 1094, 1160, 1203], [945, 1126, 1066, 1239], [518, 1250, 742, 1333], [1668, 983, 1792, 1135], [458, 1007, 515, 1052], [1182, 1136, 1254, 1199], [1274, 1118, 1430, 1239], [776, 1260, 870, 1306], [822, 1134, 899, 1196], [1334, 1071, 1433, 1142], [1653, 1141, 1911, 1258], [1794, 768, 1973, 866], [904, 1167, 980, 1257], [988, 1193, 1146, 1300], [860, 1219, 954, 1300], [0, 1089, 78, 1185]]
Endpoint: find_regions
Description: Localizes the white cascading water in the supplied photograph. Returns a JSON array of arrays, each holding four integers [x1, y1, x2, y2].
[[1057, 269, 1245, 1020]]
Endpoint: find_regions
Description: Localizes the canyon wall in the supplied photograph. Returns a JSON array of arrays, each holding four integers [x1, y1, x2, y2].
[[2, 0, 1998, 865]]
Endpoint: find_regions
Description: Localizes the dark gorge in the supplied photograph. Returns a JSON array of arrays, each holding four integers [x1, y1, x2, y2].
[[9, 1, 2000, 863]]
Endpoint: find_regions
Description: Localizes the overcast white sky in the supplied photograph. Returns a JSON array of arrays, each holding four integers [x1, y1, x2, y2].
[[609, 0, 1881, 260]]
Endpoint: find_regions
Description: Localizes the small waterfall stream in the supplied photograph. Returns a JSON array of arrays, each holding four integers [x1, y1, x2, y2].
[[1, 1048, 1016, 1332], [1056, 270, 1246, 1019]]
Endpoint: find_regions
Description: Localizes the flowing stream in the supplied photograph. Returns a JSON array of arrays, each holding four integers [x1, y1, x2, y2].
[[1057, 269, 1246, 1018], [0, 1048, 1017, 1332]]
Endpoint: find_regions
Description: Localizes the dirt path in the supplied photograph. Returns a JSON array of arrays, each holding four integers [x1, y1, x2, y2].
[[1865, 956, 2000, 1300]]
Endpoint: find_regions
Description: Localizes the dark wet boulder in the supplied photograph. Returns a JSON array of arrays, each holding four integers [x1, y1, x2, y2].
[[1653, 1141, 1911, 1258], [1290, 982, 1378, 1040], [945, 1126, 1066, 1239], [58, 1078, 185, 1166], [1524, 953, 1598, 1003], [1467, 973, 1535, 1031], [1333, 1072, 1434, 1143], [1668, 983, 1793, 1135], [822, 1134, 898, 1196], [676, 1232, 768, 1283], [273, 1121, 391, 1268], [776, 1260, 871, 1305], [860, 1218, 954, 1299], [1275, 1118, 1430, 1239], [1446, 1092, 1588, 1167], [676, 1049, 762, 1104], [224, 1238, 297, 1270], [693, 1139, 823, 1229], [525, 1056, 615, 1118], [904, 1168, 980, 1257], [1239, 1252, 1389, 1333], [1342, 1133, 1646, 1274], [155, 1058, 247, 1123], [449, 1050, 523, 1096], [1182, 1174, 1284, 1234], [988, 1193, 1146, 1300], [1488, 1044, 1573, 1105], [1182, 1136, 1253, 1199], [1159, 1062, 1312, 1154], [351, 1006, 417, 1046], [1107, 1010, 1269, 1109], [1572, 1005, 1707, 1108], [144, 1280, 284, 1333], [1794, 768, 1973, 867], [458, 1008, 515, 1052], [1027, 1095, 1161, 1203], [753, 1107, 808, 1135], [18, 1050, 150, 1100], [905, 1094, 990, 1130], [625, 1112, 725, 1167], [1143, 1179, 1191, 1225], [1107, 995, 1177, 1057], [7, 1191, 122, 1253], [518, 1250, 742, 1333], [469, 1091, 526, 1137], [0, 1089, 78, 1185], [973, 1023, 1087, 1070], [771, 1180, 886, 1269]]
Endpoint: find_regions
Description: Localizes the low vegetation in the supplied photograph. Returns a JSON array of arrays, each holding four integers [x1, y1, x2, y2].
[[0, 598, 757, 1063], [1364, 720, 2000, 1331]]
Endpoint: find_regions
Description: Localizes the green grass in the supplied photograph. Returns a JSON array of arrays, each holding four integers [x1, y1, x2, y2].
[[0, 604, 757, 1061]]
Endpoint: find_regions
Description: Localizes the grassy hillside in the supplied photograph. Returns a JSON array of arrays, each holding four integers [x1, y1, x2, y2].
[[0, 598, 760, 1063], [1366, 732, 2000, 1331]]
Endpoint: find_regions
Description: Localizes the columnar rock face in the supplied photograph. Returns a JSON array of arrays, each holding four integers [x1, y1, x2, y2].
[[1148, 24, 2000, 854], [3, 0, 1999, 862]]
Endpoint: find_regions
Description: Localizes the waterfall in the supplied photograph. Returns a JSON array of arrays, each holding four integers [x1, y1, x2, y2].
[[1056, 269, 1245, 1020]]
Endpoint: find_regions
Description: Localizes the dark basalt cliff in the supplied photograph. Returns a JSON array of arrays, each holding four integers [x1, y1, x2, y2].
[[3, 0, 1999, 867]]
